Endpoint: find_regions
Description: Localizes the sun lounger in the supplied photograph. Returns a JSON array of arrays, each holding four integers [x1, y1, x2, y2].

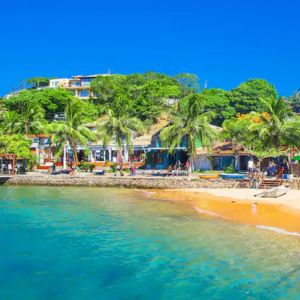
[[95, 170, 105, 176], [50, 171, 61, 175], [61, 169, 71, 174], [152, 172, 168, 177]]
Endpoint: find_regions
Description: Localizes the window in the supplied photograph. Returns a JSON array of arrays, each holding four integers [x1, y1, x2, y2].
[[78, 90, 89, 98], [71, 80, 81, 87], [81, 78, 92, 86]]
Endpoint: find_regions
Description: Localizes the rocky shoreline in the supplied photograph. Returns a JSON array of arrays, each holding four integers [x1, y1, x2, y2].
[[3, 174, 300, 190]]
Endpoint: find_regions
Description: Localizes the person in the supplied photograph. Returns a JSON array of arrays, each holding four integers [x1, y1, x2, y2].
[[167, 165, 173, 175], [185, 160, 190, 171], [52, 161, 56, 173], [130, 164, 134, 176], [283, 159, 289, 174], [68, 160, 73, 170], [8, 162, 12, 175], [247, 158, 254, 174]]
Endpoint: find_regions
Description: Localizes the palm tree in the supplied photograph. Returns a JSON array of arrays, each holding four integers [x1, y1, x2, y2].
[[47, 99, 96, 165], [97, 97, 144, 171], [160, 93, 216, 172], [250, 97, 294, 149], [245, 97, 300, 171], [21, 100, 45, 136], [1, 106, 45, 136]]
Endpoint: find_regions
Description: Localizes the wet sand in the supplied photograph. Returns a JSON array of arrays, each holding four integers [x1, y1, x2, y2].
[[146, 188, 300, 235]]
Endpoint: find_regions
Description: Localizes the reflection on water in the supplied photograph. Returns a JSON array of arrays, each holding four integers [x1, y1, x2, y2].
[[0, 186, 300, 299]]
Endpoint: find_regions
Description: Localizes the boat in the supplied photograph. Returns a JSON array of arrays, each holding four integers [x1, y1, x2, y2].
[[0, 176, 12, 184], [199, 174, 220, 180], [255, 186, 288, 198], [220, 173, 246, 180]]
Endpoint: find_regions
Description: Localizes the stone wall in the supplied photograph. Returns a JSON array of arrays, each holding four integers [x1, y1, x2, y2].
[[287, 178, 300, 190], [5, 175, 240, 189], [4, 175, 300, 190]]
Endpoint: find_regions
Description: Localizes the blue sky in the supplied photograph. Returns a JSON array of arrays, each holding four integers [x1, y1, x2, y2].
[[1, 0, 299, 96]]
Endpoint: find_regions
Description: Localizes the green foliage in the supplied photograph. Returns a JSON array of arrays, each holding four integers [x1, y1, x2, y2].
[[249, 97, 294, 149], [221, 115, 254, 147], [110, 163, 117, 173], [229, 79, 278, 114], [201, 89, 236, 126], [222, 97, 300, 158], [91, 72, 183, 123], [287, 90, 300, 113], [224, 165, 234, 173], [34, 88, 74, 118], [160, 93, 216, 170], [97, 97, 144, 153], [47, 99, 96, 162], [0, 135, 36, 166], [174, 73, 200, 94], [1, 90, 46, 135], [27, 77, 49, 88], [78, 162, 95, 172]]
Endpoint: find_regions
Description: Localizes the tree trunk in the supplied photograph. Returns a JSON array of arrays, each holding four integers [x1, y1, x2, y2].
[[119, 149, 124, 175], [63, 143, 67, 169], [25, 122, 29, 137], [71, 141, 78, 163]]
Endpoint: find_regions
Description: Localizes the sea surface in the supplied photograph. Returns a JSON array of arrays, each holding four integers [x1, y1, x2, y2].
[[0, 186, 300, 300]]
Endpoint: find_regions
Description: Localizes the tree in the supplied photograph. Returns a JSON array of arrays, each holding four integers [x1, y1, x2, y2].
[[249, 97, 294, 149], [287, 89, 300, 113], [0, 111, 21, 134], [222, 97, 300, 170], [0, 134, 36, 168], [221, 113, 260, 170], [175, 73, 200, 94], [34, 88, 75, 119], [201, 88, 236, 126], [47, 99, 96, 164], [91, 72, 183, 124], [97, 97, 144, 172], [160, 93, 216, 172], [27, 77, 50, 88], [1, 90, 46, 136], [91, 75, 126, 105], [229, 79, 278, 114]]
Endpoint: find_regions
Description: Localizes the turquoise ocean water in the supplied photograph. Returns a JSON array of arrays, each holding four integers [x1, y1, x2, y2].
[[0, 186, 300, 300]]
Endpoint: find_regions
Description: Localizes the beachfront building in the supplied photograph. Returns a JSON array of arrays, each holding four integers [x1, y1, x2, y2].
[[193, 141, 254, 172], [49, 74, 109, 99], [3, 74, 110, 100], [29, 135, 54, 166]]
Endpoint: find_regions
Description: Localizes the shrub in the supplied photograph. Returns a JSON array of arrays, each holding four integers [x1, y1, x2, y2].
[[78, 162, 95, 172], [224, 165, 234, 174]]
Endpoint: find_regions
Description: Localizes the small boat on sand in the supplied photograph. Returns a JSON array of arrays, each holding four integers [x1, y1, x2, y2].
[[199, 174, 220, 180], [220, 173, 246, 180], [255, 186, 289, 198]]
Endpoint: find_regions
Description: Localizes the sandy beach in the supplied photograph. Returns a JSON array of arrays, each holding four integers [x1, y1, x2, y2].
[[147, 188, 300, 235]]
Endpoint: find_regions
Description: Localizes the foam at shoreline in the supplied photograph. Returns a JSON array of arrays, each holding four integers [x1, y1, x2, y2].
[[255, 225, 300, 237]]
